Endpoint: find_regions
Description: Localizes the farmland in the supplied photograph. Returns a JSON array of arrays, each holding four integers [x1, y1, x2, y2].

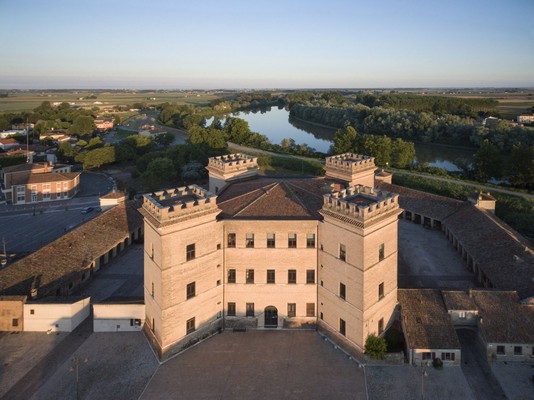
[[0, 90, 223, 113]]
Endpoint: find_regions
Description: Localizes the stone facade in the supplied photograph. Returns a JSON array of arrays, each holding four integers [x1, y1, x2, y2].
[[142, 154, 402, 360]]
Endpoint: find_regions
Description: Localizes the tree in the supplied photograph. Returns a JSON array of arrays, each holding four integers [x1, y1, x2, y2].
[[391, 138, 416, 168], [83, 146, 115, 170], [142, 157, 176, 191], [58, 142, 75, 161], [68, 116, 95, 136], [86, 137, 104, 150], [331, 125, 358, 154], [508, 145, 534, 188], [473, 139, 502, 181], [154, 132, 175, 146], [224, 118, 252, 144], [365, 334, 387, 360]]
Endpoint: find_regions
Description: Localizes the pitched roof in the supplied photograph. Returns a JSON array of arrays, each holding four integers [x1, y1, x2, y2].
[[0, 202, 143, 298], [217, 177, 327, 220], [0, 138, 19, 145], [442, 290, 477, 311], [398, 289, 460, 350], [376, 182, 462, 221], [11, 172, 80, 186], [2, 162, 49, 174], [443, 204, 534, 299], [470, 290, 534, 344]]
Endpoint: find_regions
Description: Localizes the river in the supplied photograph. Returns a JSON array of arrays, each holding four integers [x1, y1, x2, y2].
[[219, 107, 475, 171]]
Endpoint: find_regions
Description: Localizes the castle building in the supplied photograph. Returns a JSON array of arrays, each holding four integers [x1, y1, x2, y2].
[[140, 153, 401, 359]]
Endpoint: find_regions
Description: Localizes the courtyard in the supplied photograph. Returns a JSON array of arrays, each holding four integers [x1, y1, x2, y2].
[[398, 219, 479, 290]]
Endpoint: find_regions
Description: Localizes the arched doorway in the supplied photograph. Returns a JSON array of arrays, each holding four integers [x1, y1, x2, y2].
[[264, 306, 278, 328]]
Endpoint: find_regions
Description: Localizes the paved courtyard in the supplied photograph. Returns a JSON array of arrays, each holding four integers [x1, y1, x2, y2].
[[141, 330, 367, 400], [398, 219, 479, 290]]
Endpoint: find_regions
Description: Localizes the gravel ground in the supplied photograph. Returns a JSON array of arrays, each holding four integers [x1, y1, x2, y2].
[[0, 331, 69, 398], [29, 332, 158, 400], [491, 361, 534, 400], [366, 365, 475, 400]]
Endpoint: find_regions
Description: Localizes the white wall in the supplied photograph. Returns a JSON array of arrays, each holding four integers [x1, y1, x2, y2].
[[93, 303, 145, 332], [24, 297, 91, 332]]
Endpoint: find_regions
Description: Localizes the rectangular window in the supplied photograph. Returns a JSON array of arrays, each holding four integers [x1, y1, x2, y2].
[[459, 311, 466, 319], [228, 269, 236, 283], [441, 352, 455, 361], [30, 309, 35, 315], [422, 352, 432, 360], [217, 243, 221, 250], [306, 269, 315, 284], [514, 346, 522, 355], [378, 318, 384, 334], [340, 283, 346, 300], [288, 233, 297, 248], [288, 269, 296, 284], [186, 282, 196, 299], [227, 233, 236, 248], [186, 244, 195, 261], [497, 346, 505, 355], [306, 233, 315, 248], [186, 317, 195, 334], [267, 233, 275, 248], [246, 233, 254, 248], [12, 318, 19, 327], [287, 303, 296, 317], [246, 303, 254, 317], [267, 269, 275, 284], [246, 269, 255, 284], [227, 302, 236, 316], [217, 279, 221, 286], [320, 312, 323, 320], [378, 282, 384, 300], [339, 244, 346, 261], [306, 303, 315, 317], [340, 319, 346, 336], [379, 243, 385, 261]]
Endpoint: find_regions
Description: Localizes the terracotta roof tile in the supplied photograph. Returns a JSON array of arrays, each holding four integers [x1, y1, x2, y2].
[[470, 290, 534, 343], [398, 289, 460, 350], [0, 202, 143, 298]]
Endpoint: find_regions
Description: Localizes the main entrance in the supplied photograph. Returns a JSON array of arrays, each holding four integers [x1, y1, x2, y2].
[[264, 306, 278, 328]]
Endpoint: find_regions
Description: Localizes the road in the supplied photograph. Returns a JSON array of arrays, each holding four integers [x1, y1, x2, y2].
[[392, 169, 534, 200], [229, 142, 533, 200]]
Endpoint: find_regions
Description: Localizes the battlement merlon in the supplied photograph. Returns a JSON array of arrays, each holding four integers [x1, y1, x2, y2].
[[206, 153, 259, 176], [322, 185, 400, 222], [142, 185, 218, 223], [324, 153, 376, 174]]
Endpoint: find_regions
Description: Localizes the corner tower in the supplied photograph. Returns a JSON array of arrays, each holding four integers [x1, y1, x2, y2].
[[140, 185, 223, 359], [317, 185, 401, 356], [324, 153, 376, 187], [206, 153, 258, 194]]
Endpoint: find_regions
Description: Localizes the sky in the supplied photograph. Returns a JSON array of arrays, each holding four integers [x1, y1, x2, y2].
[[1, 0, 533, 89]]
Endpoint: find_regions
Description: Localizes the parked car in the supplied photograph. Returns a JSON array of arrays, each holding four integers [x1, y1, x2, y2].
[[81, 207, 94, 214]]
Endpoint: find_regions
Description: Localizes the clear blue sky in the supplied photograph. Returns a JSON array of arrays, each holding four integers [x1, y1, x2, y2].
[[1, 0, 533, 89]]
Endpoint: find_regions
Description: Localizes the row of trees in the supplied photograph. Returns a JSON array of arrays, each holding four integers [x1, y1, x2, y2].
[[331, 125, 416, 168], [290, 103, 534, 152]]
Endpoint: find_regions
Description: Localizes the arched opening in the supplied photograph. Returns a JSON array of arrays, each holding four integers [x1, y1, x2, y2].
[[264, 306, 278, 328]]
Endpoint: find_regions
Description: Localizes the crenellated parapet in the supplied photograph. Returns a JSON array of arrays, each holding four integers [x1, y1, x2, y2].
[[320, 185, 400, 227], [207, 153, 258, 175], [324, 153, 377, 187], [142, 185, 218, 225], [207, 153, 259, 193]]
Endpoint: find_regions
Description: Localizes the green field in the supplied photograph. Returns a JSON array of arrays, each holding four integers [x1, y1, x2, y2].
[[0, 90, 221, 113]]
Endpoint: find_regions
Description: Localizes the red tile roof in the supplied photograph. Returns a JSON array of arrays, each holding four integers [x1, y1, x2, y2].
[[11, 172, 80, 186], [0, 202, 143, 298]]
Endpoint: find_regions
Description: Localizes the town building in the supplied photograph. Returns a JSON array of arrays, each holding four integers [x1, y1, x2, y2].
[[1, 162, 80, 205], [95, 116, 114, 131], [0, 138, 20, 151], [0, 195, 143, 331], [140, 153, 402, 359], [517, 114, 534, 124]]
